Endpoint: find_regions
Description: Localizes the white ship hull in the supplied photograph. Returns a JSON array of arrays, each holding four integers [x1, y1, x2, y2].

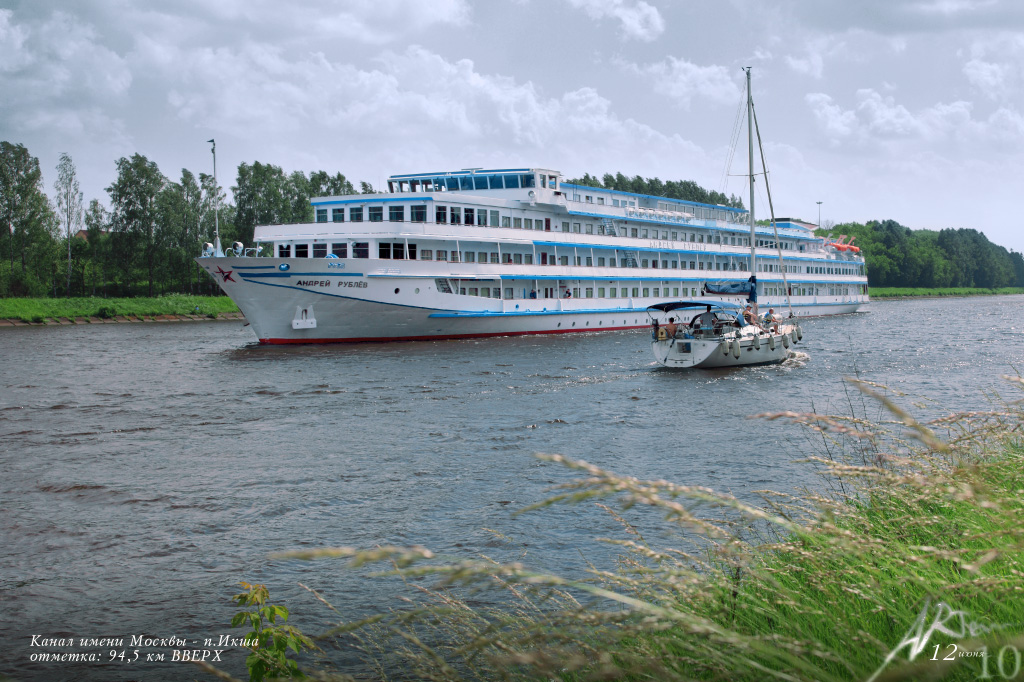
[[200, 257, 864, 344]]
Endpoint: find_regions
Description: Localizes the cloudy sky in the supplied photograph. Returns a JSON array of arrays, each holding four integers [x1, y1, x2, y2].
[[2, 0, 1023, 251]]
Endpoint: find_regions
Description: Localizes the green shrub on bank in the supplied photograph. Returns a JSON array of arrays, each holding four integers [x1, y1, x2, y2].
[[0, 295, 238, 322], [209, 377, 1024, 682], [870, 286, 1024, 298]]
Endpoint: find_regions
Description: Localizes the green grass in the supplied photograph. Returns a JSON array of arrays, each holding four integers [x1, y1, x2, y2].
[[870, 286, 1024, 298], [0, 295, 239, 322], [222, 377, 1024, 682]]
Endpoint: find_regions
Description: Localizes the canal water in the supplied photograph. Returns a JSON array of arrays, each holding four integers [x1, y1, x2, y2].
[[1, 295, 1022, 680]]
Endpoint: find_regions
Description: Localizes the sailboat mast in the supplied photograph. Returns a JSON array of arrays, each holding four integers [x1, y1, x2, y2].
[[746, 67, 755, 280]]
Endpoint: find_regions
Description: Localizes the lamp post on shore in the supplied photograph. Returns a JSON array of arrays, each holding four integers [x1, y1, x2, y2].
[[208, 139, 221, 256]]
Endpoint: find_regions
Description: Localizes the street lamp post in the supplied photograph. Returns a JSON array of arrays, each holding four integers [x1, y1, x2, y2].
[[208, 139, 221, 256]]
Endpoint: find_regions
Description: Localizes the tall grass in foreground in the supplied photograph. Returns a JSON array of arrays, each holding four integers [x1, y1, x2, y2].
[[209, 377, 1024, 682]]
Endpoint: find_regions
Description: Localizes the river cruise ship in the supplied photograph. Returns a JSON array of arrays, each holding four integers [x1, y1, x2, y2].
[[198, 167, 868, 343]]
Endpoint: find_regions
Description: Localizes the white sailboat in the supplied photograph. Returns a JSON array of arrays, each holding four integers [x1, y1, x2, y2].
[[650, 67, 804, 368]]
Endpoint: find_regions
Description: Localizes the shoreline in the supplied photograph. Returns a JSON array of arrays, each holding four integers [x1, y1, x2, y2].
[[0, 312, 246, 326]]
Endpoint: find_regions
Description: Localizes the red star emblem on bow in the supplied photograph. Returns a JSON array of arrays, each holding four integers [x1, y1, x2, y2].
[[215, 266, 235, 283]]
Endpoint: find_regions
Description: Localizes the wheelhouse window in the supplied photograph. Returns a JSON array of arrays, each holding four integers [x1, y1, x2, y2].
[[316, 209, 327, 223], [332, 208, 344, 222], [353, 242, 369, 258], [278, 244, 291, 258], [313, 243, 327, 258], [369, 207, 383, 222], [295, 244, 309, 258], [389, 205, 405, 222], [411, 205, 427, 222], [331, 243, 347, 258], [350, 207, 363, 222]]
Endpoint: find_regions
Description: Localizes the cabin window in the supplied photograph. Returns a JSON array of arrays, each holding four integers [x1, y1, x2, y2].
[[451, 207, 461, 223], [331, 243, 347, 258], [503, 253, 512, 264], [369, 207, 383, 222], [630, 228, 638, 237], [586, 223, 593, 234], [278, 244, 291, 258], [514, 253, 522, 264], [490, 252, 499, 263], [332, 208, 345, 222], [450, 251, 460, 262], [642, 288, 649, 297], [608, 258, 615, 268], [608, 288, 616, 298], [513, 217, 522, 228], [313, 243, 327, 258], [641, 259, 649, 268], [295, 244, 309, 258], [379, 243, 391, 259], [350, 207, 363, 222], [420, 249, 432, 260], [524, 254, 533, 264], [477, 210, 487, 226], [562, 221, 570, 232], [585, 287, 593, 297], [490, 210, 499, 226], [661, 260, 668, 269], [524, 218, 532, 229], [436, 206, 447, 223], [411, 205, 427, 222], [597, 257, 605, 266], [559, 256, 568, 266], [502, 216, 511, 227], [353, 242, 369, 258], [575, 256, 582, 266], [585, 195, 592, 203], [573, 222, 581, 233], [586, 256, 593, 266], [469, 288, 478, 296], [436, 250, 447, 261], [463, 252, 475, 263], [389, 205, 405, 222], [623, 288, 630, 297], [505, 288, 513, 299], [672, 231, 678, 240], [464, 208, 474, 225], [642, 229, 649, 238], [316, 209, 327, 223], [598, 288, 605, 297], [393, 243, 406, 259]]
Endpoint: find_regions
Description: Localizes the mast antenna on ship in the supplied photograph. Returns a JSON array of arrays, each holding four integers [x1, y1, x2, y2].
[[208, 138, 222, 257], [745, 67, 757, 308]]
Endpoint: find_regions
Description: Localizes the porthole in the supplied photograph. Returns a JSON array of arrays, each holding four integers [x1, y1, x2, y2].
[[557, 322, 561, 327], [415, 288, 420, 294], [394, 288, 400, 294], [572, 321, 576, 327]]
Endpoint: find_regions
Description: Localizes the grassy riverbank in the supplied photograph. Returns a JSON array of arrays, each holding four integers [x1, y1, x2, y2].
[[0, 295, 238, 322], [227, 378, 1024, 682], [870, 286, 1024, 298]]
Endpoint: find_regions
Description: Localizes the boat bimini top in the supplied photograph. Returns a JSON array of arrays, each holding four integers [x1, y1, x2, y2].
[[646, 300, 745, 315]]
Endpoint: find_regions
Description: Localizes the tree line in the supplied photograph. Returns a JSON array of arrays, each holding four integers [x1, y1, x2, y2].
[[818, 219, 1024, 288], [567, 172, 746, 210], [2, 141, 1021, 298], [0, 141, 371, 298]]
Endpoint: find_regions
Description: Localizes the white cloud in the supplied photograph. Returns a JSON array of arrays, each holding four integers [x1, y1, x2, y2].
[[805, 88, 1022, 149], [0, 10, 131, 142], [784, 37, 847, 78], [564, 0, 664, 41], [619, 57, 741, 109], [961, 33, 1024, 102]]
